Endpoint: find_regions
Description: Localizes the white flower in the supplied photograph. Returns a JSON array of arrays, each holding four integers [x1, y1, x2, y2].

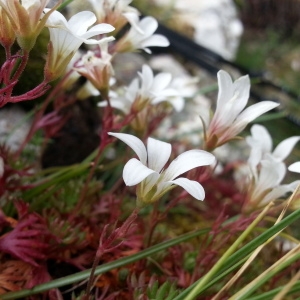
[[289, 162, 300, 173], [115, 16, 169, 53], [108, 132, 215, 205], [246, 124, 300, 169], [0, 0, 56, 50], [87, 0, 139, 32], [205, 70, 279, 150], [44, 10, 115, 81], [74, 42, 113, 92], [246, 155, 300, 209], [61, 50, 81, 90], [98, 64, 184, 113]]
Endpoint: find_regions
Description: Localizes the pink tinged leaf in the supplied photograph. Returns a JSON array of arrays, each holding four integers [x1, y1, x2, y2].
[[0, 215, 49, 266], [163, 150, 215, 181], [108, 132, 147, 164], [169, 177, 205, 200], [147, 137, 171, 172], [123, 158, 158, 186], [273, 136, 300, 161], [289, 162, 300, 173]]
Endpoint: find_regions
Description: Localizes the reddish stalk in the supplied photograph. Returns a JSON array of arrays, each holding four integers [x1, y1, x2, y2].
[[11, 50, 29, 82], [84, 208, 139, 299]]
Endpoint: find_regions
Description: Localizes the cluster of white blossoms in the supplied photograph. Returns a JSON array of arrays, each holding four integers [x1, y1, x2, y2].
[[0, 0, 299, 209], [235, 124, 300, 210]]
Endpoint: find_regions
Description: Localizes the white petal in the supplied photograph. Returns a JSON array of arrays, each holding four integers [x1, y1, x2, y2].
[[152, 73, 172, 92], [68, 11, 97, 35], [123, 158, 157, 186], [123, 12, 143, 34], [261, 180, 300, 205], [140, 65, 154, 93], [45, 9, 68, 27], [142, 172, 161, 195], [289, 162, 300, 173], [234, 101, 279, 129], [252, 159, 286, 200], [246, 124, 272, 169], [273, 136, 300, 161], [126, 78, 139, 100], [216, 70, 234, 111], [169, 177, 205, 200], [82, 23, 115, 39], [98, 99, 130, 113], [140, 34, 170, 48], [168, 97, 185, 112], [163, 150, 215, 181], [249, 124, 273, 153], [147, 137, 171, 172], [231, 74, 250, 114], [108, 132, 147, 164], [153, 96, 185, 112], [138, 16, 158, 37]]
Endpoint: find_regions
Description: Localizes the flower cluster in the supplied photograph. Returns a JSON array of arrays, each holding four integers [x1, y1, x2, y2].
[[0, 0, 300, 298], [109, 132, 215, 206]]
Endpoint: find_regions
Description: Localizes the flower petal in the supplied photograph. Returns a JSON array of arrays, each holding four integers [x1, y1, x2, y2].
[[108, 132, 147, 164], [68, 11, 97, 35], [163, 150, 215, 181], [169, 177, 205, 200], [289, 162, 300, 173], [138, 16, 158, 37], [249, 124, 273, 153], [216, 70, 234, 111], [123, 158, 157, 186], [152, 73, 172, 92], [140, 34, 170, 48], [234, 101, 279, 129], [252, 159, 286, 200], [231, 74, 250, 114], [246, 124, 272, 169], [147, 137, 171, 172], [139, 65, 154, 94], [273, 136, 300, 161], [261, 180, 300, 205], [81, 23, 115, 39]]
